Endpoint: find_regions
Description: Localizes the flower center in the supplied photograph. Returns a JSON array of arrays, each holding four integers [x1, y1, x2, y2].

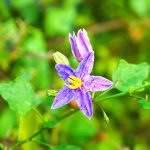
[[67, 76, 83, 89]]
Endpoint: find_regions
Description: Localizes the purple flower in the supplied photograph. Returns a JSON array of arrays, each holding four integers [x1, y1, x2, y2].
[[51, 52, 113, 119], [69, 29, 93, 62]]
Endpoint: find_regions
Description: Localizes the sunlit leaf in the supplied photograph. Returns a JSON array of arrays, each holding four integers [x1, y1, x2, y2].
[[112, 59, 149, 92], [0, 75, 39, 116]]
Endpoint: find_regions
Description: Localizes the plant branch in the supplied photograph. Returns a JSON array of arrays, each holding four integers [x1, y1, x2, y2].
[[11, 128, 44, 150], [11, 108, 79, 149], [95, 92, 127, 102]]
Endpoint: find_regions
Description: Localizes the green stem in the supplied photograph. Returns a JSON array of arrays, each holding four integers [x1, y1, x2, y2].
[[93, 101, 109, 124], [95, 92, 127, 102], [134, 82, 150, 92], [11, 108, 78, 149], [58, 108, 79, 121], [11, 128, 44, 150], [130, 94, 145, 100], [33, 140, 55, 149]]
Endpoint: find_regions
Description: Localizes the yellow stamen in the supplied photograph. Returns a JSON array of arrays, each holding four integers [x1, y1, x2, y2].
[[67, 76, 83, 89]]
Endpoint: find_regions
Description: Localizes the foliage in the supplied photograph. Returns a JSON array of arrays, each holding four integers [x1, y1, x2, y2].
[[0, 0, 150, 150], [0, 74, 39, 116], [112, 59, 149, 92]]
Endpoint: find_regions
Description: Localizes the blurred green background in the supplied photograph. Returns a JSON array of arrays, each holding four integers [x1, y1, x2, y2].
[[0, 0, 150, 150]]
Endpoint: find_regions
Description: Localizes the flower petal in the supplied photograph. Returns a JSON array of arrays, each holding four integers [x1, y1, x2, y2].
[[84, 75, 113, 92], [77, 29, 93, 58], [75, 88, 93, 119], [51, 86, 74, 109], [69, 33, 82, 61], [55, 64, 75, 83], [76, 52, 94, 79]]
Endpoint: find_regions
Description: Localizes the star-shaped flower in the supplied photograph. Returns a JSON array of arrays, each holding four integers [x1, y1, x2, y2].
[[51, 52, 113, 119]]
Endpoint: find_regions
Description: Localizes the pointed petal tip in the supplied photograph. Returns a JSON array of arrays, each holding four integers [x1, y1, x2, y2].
[[88, 51, 94, 59], [79, 107, 93, 119], [51, 102, 60, 109], [87, 114, 92, 119], [81, 110, 92, 119], [78, 29, 82, 33], [110, 81, 113, 86], [51, 104, 56, 109], [55, 64, 60, 70], [107, 80, 113, 88], [82, 28, 87, 34], [69, 33, 72, 37], [73, 31, 76, 36]]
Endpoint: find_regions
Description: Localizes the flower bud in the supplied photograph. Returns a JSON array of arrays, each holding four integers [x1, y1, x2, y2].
[[69, 29, 93, 61], [53, 51, 70, 65]]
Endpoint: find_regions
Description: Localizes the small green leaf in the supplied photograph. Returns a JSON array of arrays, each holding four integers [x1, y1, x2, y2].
[[112, 59, 149, 92], [102, 110, 109, 124], [0, 75, 39, 116], [138, 99, 150, 109], [47, 89, 58, 97]]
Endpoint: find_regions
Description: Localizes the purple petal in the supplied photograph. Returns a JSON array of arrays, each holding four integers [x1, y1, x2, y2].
[[69, 33, 82, 61], [75, 52, 94, 79], [75, 87, 93, 119], [77, 29, 93, 58], [51, 86, 74, 109], [84, 75, 113, 92], [55, 64, 75, 83]]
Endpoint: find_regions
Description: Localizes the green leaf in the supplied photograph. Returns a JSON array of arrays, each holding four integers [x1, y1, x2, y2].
[[138, 99, 150, 109], [112, 59, 149, 92], [0, 75, 39, 116]]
